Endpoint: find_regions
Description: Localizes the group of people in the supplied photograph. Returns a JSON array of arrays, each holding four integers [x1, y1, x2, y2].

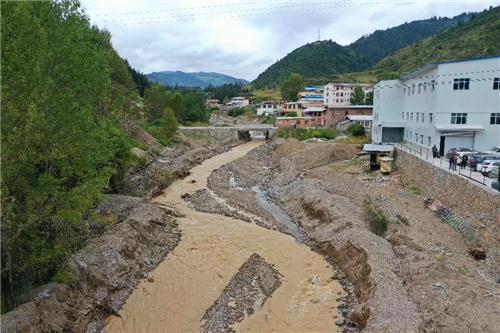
[[448, 153, 468, 171], [431, 144, 468, 171]]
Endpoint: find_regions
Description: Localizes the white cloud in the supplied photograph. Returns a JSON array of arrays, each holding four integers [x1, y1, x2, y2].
[[81, 0, 497, 80]]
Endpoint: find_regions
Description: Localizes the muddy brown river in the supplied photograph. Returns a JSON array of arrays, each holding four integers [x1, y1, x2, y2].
[[105, 141, 342, 333]]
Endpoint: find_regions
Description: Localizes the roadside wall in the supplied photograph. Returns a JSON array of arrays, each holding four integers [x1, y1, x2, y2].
[[394, 149, 499, 244], [179, 127, 241, 142]]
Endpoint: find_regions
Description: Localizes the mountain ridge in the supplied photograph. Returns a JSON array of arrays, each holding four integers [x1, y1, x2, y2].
[[252, 10, 477, 88], [147, 70, 249, 88]]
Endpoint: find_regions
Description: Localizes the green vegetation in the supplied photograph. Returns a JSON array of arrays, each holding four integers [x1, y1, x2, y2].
[[278, 128, 338, 141], [204, 82, 251, 102], [286, 111, 298, 117], [142, 84, 209, 144], [407, 184, 424, 195], [364, 201, 393, 237], [0, 0, 211, 311], [347, 123, 365, 136], [374, 7, 500, 78], [280, 73, 304, 101], [252, 11, 475, 88], [350, 87, 366, 105], [0, 0, 144, 310]]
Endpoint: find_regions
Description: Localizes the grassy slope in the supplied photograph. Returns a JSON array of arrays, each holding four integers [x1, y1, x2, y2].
[[374, 7, 500, 78]]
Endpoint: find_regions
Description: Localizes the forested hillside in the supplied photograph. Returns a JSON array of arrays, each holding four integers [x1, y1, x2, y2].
[[0, 1, 208, 312], [147, 71, 249, 88], [252, 11, 475, 88], [374, 6, 500, 78]]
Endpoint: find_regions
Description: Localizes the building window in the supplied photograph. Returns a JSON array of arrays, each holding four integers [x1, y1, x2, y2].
[[415, 133, 418, 142], [421, 113, 425, 122], [416, 113, 419, 122], [410, 112, 413, 121], [494, 78, 500, 90], [453, 78, 470, 90], [423, 83, 427, 92], [402, 112, 404, 120], [429, 113, 433, 123], [403, 88, 406, 94], [407, 87, 411, 96], [418, 83, 422, 94], [427, 136, 431, 146], [451, 113, 467, 124], [431, 80, 436, 91], [412, 84, 415, 95], [420, 135, 423, 144], [490, 113, 500, 125], [406, 112, 409, 120]]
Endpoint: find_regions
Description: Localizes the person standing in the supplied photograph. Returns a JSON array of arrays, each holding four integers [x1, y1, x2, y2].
[[452, 154, 458, 171], [462, 154, 468, 169], [432, 144, 438, 159]]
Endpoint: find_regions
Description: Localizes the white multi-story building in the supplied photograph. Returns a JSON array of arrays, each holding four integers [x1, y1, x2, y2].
[[255, 101, 282, 116], [372, 56, 500, 155], [324, 82, 373, 107]]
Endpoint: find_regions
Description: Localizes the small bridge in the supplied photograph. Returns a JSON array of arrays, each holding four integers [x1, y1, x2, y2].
[[179, 125, 278, 140]]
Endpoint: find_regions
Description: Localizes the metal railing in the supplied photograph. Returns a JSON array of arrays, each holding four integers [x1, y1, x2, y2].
[[394, 142, 487, 186]]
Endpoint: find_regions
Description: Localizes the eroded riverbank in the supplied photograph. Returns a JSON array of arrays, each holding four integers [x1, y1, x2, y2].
[[105, 140, 343, 333]]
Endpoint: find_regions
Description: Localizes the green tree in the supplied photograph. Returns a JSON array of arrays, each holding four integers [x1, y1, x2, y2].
[[365, 91, 374, 105], [350, 87, 366, 105], [280, 73, 304, 101], [144, 84, 170, 121], [1, 0, 136, 310]]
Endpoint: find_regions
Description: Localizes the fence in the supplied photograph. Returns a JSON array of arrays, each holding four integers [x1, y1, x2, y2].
[[394, 142, 488, 186]]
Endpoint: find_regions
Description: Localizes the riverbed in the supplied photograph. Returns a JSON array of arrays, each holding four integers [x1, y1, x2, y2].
[[105, 140, 342, 333]]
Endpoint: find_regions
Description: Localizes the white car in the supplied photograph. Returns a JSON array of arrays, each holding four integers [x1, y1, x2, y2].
[[481, 160, 500, 177], [483, 146, 500, 155]]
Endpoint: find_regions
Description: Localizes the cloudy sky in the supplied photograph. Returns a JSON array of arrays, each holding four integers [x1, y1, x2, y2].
[[81, 0, 498, 80]]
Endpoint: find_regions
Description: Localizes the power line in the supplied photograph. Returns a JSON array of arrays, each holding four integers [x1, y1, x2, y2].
[[91, 0, 413, 25], [90, 0, 500, 24]]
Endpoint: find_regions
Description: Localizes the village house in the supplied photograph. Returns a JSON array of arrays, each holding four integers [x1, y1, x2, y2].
[[255, 101, 282, 116], [299, 86, 324, 108], [205, 99, 220, 108], [324, 82, 373, 107], [372, 56, 500, 155], [282, 101, 304, 116], [324, 105, 373, 127], [227, 96, 249, 108], [336, 115, 373, 132]]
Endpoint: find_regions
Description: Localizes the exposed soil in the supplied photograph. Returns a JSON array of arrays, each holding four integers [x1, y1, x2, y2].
[[207, 138, 500, 332]]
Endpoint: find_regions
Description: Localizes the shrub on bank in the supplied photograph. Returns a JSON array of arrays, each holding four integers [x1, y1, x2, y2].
[[347, 123, 365, 136], [278, 127, 338, 141]]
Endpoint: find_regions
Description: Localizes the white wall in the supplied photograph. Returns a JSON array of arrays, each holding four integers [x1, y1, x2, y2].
[[373, 57, 500, 152]]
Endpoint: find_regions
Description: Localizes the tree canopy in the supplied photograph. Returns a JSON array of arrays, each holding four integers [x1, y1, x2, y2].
[[280, 73, 304, 101]]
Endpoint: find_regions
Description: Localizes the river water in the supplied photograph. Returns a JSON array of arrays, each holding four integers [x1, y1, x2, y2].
[[105, 140, 342, 333]]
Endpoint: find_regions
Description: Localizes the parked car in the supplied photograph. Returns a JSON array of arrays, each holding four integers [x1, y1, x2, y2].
[[480, 160, 500, 178], [446, 147, 477, 159], [483, 146, 500, 155], [469, 155, 500, 171]]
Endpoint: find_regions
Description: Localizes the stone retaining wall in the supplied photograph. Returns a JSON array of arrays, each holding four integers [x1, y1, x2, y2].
[[394, 149, 499, 245]]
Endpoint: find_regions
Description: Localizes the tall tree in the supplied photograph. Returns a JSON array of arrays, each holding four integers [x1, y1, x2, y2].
[[350, 87, 366, 105], [1, 0, 136, 309], [280, 73, 304, 101]]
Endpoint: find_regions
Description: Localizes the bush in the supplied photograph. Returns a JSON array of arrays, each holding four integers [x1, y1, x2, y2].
[[347, 123, 365, 136], [278, 127, 338, 141], [364, 201, 392, 237], [286, 111, 298, 117], [228, 107, 245, 117]]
